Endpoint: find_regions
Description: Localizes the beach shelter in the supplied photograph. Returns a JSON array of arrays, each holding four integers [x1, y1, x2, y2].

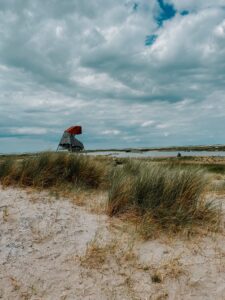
[[57, 126, 84, 152]]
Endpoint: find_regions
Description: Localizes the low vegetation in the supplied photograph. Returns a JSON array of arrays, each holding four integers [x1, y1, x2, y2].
[[0, 153, 222, 237], [108, 160, 220, 236], [0, 152, 107, 189]]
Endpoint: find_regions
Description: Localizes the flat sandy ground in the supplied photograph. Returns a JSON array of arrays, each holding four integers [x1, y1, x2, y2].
[[0, 186, 225, 300]]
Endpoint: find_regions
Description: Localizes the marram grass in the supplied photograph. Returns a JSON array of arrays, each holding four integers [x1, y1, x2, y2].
[[108, 160, 221, 235], [0, 152, 107, 189], [0, 154, 221, 236]]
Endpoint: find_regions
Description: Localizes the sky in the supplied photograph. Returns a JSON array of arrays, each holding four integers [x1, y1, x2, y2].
[[0, 0, 225, 153]]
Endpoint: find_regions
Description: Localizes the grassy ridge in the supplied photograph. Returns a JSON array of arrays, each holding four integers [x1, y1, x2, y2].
[[108, 160, 220, 235], [0, 152, 107, 189]]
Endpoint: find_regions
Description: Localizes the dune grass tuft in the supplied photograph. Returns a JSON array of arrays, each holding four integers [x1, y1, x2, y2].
[[108, 160, 220, 235], [0, 152, 107, 189]]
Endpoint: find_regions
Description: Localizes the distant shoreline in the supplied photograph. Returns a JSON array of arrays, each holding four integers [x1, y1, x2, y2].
[[85, 145, 225, 153], [1, 145, 225, 156]]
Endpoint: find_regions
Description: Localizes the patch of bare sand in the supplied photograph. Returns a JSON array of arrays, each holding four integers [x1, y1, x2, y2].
[[0, 186, 224, 299]]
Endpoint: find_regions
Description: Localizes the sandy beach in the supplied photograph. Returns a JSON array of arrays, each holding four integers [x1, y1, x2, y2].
[[0, 185, 224, 300]]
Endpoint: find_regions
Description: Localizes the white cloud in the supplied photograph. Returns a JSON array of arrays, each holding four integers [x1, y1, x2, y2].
[[0, 0, 225, 152], [168, 0, 225, 11], [214, 19, 225, 37], [156, 123, 170, 129], [102, 130, 121, 136], [141, 120, 155, 127], [10, 127, 48, 135]]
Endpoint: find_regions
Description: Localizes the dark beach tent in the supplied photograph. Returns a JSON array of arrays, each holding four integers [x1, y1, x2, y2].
[[57, 126, 84, 152]]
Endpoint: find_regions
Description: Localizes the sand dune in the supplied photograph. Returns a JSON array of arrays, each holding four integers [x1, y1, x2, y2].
[[0, 186, 224, 299]]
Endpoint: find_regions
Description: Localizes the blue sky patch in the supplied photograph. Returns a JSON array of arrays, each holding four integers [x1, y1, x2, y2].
[[156, 0, 176, 26], [133, 2, 139, 12], [145, 34, 158, 46], [180, 10, 189, 16]]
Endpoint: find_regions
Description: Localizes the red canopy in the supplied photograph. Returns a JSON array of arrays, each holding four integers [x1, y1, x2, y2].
[[65, 126, 82, 135]]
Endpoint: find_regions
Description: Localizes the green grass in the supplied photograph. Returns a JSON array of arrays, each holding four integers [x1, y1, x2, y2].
[[0, 152, 107, 189], [162, 162, 225, 174], [204, 164, 225, 174], [108, 160, 220, 235]]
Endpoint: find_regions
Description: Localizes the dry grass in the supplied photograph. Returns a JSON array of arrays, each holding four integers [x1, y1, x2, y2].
[[2, 206, 9, 222], [209, 178, 225, 194], [79, 230, 137, 270], [80, 238, 116, 269], [0, 152, 108, 190], [108, 160, 221, 236], [151, 256, 186, 283], [150, 291, 169, 300]]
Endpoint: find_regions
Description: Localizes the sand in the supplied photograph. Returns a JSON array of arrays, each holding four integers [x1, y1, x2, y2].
[[0, 186, 225, 300]]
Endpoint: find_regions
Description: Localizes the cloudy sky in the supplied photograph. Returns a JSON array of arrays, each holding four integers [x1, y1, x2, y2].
[[0, 0, 225, 153]]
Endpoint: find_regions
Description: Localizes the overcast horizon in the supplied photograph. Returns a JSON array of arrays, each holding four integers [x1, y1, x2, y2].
[[1, 0, 225, 153]]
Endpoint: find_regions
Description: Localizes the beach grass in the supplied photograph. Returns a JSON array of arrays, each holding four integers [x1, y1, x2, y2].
[[0, 152, 107, 189], [107, 160, 220, 236], [0, 153, 222, 237]]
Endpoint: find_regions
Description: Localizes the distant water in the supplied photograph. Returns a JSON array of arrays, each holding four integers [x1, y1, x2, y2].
[[87, 151, 225, 158]]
